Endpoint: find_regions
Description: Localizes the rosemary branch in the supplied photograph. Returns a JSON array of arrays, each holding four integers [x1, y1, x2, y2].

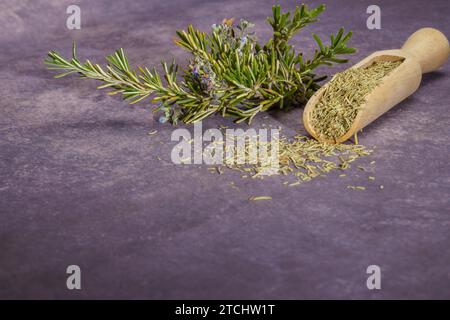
[[45, 3, 356, 124]]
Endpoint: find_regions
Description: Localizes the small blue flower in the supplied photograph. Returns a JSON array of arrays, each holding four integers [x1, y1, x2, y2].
[[240, 36, 247, 45], [159, 116, 168, 123], [192, 66, 200, 77]]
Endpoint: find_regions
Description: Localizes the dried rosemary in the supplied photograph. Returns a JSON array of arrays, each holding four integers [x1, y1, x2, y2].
[[310, 60, 403, 141], [211, 131, 372, 185], [45, 4, 356, 124]]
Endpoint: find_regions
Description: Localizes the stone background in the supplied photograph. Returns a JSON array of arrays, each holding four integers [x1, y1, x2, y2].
[[0, 0, 449, 299]]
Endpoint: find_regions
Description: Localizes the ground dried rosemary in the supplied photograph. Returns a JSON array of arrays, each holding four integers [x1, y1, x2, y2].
[[211, 131, 372, 186], [310, 60, 403, 141]]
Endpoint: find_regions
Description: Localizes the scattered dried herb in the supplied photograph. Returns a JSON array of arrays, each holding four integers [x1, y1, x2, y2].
[[249, 196, 272, 201], [347, 185, 366, 191], [208, 130, 372, 186]]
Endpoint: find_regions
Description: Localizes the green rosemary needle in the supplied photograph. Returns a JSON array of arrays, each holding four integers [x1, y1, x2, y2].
[[45, 3, 356, 124]]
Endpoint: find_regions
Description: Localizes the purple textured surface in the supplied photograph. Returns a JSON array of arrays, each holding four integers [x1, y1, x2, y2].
[[1, 0, 449, 299]]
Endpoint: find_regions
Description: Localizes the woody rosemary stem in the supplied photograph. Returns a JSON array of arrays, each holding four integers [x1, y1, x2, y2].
[[45, 3, 356, 125]]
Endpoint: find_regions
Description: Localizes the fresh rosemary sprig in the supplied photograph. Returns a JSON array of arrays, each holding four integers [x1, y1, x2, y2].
[[45, 3, 356, 124]]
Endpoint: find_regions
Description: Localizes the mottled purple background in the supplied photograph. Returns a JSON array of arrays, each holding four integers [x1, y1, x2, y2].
[[0, 0, 449, 299]]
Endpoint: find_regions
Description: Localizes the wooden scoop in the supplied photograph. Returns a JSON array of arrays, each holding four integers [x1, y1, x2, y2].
[[303, 27, 450, 143]]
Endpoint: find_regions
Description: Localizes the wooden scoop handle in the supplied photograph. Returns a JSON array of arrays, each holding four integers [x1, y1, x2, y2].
[[401, 27, 450, 73]]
